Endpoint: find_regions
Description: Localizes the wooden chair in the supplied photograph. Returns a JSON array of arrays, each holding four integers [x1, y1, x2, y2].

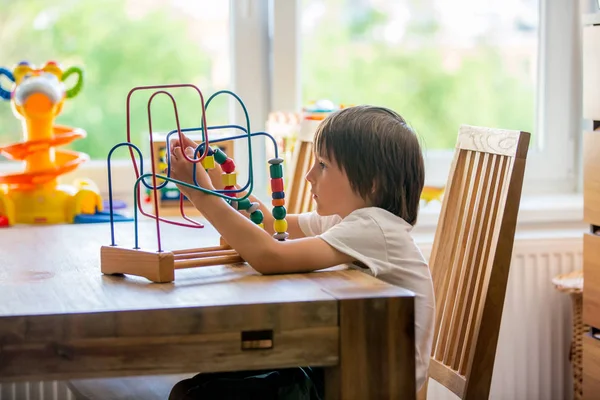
[[287, 115, 321, 214], [418, 125, 530, 399]]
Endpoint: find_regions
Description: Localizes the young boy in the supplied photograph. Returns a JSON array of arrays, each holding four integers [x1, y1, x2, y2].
[[169, 105, 435, 395]]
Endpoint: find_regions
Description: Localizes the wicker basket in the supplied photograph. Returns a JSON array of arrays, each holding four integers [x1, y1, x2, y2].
[[552, 269, 587, 400]]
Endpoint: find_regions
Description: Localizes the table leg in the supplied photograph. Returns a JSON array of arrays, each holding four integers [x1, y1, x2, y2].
[[324, 292, 416, 399]]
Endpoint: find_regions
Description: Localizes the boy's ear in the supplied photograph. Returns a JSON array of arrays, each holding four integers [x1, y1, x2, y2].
[[370, 180, 378, 195], [367, 181, 379, 205]]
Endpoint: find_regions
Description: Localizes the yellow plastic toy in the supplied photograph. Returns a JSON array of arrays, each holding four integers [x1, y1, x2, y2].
[[421, 185, 445, 204], [0, 61, 102, 226]]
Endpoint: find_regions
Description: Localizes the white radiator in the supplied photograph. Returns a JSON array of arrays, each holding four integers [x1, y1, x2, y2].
[[422, 234, 583, 400], [0, 381, 74, 400], [0, 235, 583, 400]]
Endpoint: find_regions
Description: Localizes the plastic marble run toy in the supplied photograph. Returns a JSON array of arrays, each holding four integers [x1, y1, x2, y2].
[[101, 84, 288, 283], [0, 61, 102, 226]]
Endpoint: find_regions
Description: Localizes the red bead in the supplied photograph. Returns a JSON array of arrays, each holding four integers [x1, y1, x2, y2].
[[221, 158, 236, 173], [224, 185, 237, 197], [0, 215, 8, 227], [270, 177, 284, 192]]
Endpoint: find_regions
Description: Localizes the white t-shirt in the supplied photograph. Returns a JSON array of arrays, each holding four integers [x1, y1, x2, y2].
[[298, 207, 435, 390]]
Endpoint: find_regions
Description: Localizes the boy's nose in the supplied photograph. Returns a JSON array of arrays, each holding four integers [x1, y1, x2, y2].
[[305, 165, 316, 184], [305, 172, 312, 183]]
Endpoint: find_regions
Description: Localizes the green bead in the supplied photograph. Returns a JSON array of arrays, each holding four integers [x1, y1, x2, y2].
[[236, 198, 252, 211], [272, 206, 287, 220], [214, 148, 228, 164], [270, 163, 283, 179], [250, 210, 264, 224]]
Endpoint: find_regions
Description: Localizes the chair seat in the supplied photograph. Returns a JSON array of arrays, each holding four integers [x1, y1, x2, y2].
[[67, 374, 194, 400]]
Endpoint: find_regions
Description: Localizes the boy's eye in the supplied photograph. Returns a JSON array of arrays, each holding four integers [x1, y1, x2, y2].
[[318, 161, 326, 169]]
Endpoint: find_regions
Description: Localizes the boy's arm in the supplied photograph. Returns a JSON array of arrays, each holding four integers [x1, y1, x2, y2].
[[207, 163, 306, 239], [188, 192, 353, 274]]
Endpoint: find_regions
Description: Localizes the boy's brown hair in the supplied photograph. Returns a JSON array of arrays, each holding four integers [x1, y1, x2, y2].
[[314, 105, 425, 225]]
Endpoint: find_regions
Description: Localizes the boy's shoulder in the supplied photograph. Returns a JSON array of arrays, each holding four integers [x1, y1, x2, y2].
[[344, 207, 413, 232], [299, 207, 414, 238]]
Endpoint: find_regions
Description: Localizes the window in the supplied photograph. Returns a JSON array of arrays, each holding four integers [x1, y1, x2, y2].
[[0, 0, 231, 161], [301, 0, 539, 150], [272, 0, 581, 194]]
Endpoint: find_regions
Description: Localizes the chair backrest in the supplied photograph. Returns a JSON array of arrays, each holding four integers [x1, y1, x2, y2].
[[288, 140, 316, 214], [423, 125, 530, 399]]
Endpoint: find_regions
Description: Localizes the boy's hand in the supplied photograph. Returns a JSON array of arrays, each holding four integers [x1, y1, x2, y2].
[[170, 133, 198, 153], [170, 146, 215, 198], [207, 162, 225, 190], [169, 133, 226, 191]]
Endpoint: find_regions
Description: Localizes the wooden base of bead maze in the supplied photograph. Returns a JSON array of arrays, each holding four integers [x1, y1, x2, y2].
[[101, 239, 244, 283]]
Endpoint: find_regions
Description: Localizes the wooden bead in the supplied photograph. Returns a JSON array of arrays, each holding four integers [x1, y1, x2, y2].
[[214, 148, 228, 164], [247, 202, 260, 214], [272, 198, 285, 207], [197, 144, 214, 156], [222, 172, 237, 187], [221, 158, 236, 173], [272, 206, 286, 220], [224, 185, 237, 198], [273, 219, 287, 233], [270, 177, 284, 192], [271, 191, 285, 200], [201, 155, 215, 169], [268, 157, 284, 165], [269, 163, 283, 179], [273, 232, 289, 241], [236, 198, 252, 211], [250, 210, 264, 224]]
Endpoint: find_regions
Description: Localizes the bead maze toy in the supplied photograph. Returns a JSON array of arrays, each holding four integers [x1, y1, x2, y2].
[[101, 84, 289, 282], [0, 61, 103, 226]]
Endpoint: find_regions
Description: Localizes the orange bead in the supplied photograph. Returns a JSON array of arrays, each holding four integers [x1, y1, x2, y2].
[[272, 198, 285, 207]]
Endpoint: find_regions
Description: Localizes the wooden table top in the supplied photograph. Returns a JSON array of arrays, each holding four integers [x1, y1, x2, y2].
[[0, 220, 412, 317]]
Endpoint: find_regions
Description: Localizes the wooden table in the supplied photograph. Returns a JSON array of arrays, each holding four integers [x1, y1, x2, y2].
[[0, 220, 416, 399]]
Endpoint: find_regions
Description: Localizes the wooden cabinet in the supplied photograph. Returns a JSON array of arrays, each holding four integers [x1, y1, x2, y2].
[[582, 17, 600, 400], [584, 234, 600, 330], [583, 334, 600, 397], [584, 132, 600, 226]]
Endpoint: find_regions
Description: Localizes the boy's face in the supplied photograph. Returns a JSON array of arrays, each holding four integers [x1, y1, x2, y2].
[[305, 152, 368, 218]]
